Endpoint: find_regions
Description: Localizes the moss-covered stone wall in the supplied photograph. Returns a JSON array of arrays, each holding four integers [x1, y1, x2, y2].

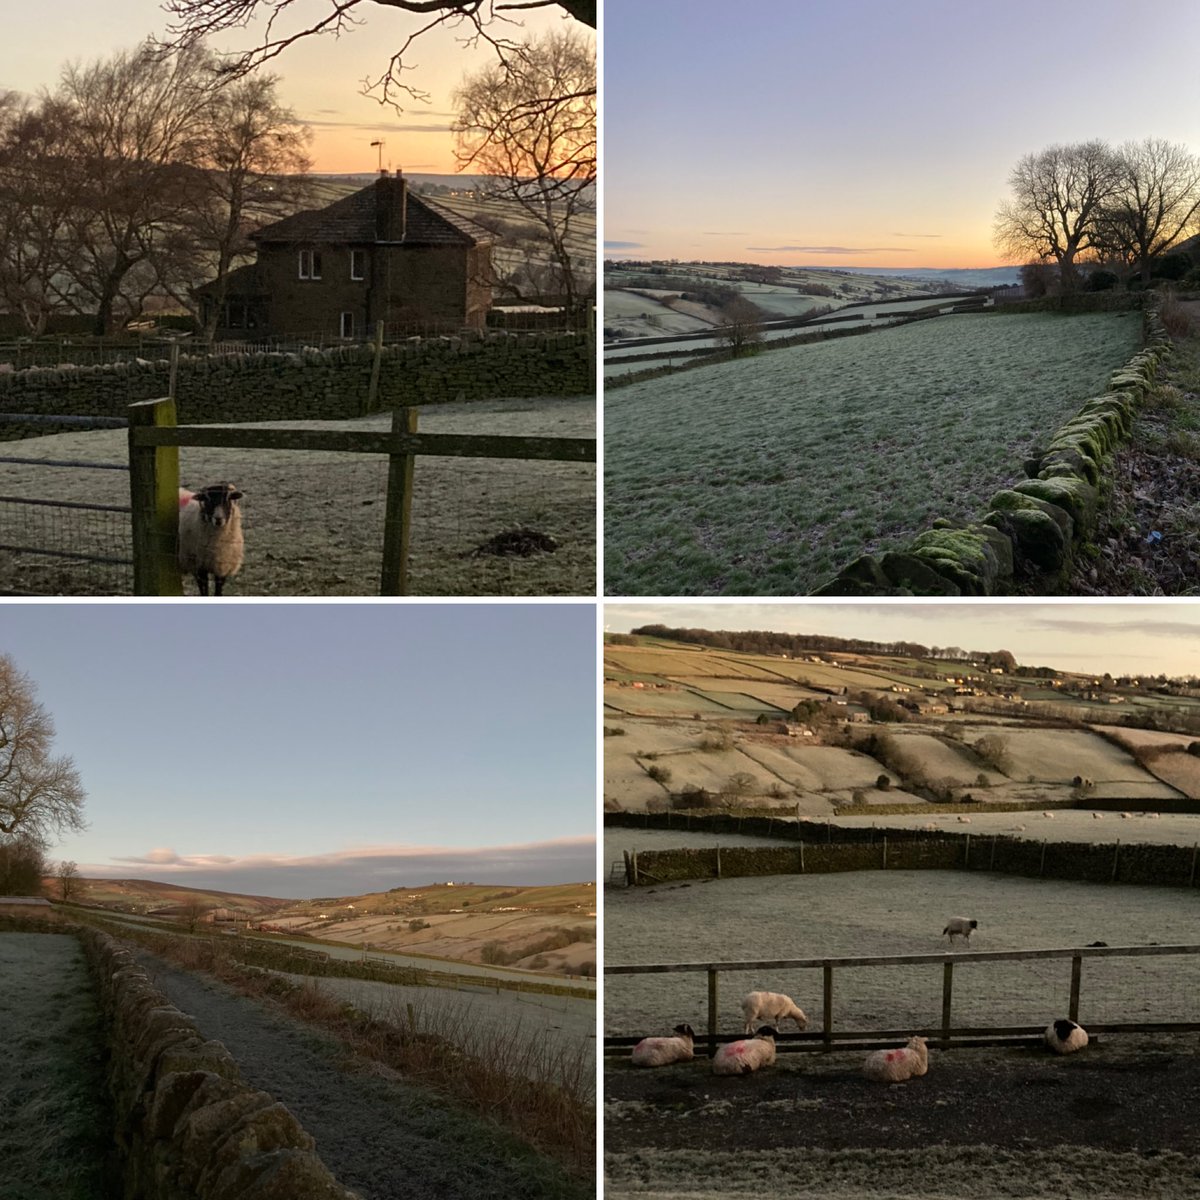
[[813, 300, 1170, 595]]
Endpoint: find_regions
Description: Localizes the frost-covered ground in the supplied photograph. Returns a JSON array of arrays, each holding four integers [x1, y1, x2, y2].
[[0, 395, 594, 596], [604, 870, 1200, 1036], [0, 933, 110, 1199], [604, 311, 1142, 595], [283, 971, 596, 1095]]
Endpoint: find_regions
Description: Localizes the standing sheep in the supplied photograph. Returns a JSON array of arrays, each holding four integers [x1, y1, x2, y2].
[[178, 483, 245, 596], [1045, 1019, 1088, 1054], [740, 990, 807, 1034], [863, 1036, 928, 1083], [712, 1026, 776, 1075], [943, 916, 978, 945], [630, 1023, 695, 1067]]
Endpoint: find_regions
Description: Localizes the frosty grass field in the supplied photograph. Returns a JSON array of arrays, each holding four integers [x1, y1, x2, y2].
[[604, 869, 1200, 1037], [604, 311, 1142, 595]]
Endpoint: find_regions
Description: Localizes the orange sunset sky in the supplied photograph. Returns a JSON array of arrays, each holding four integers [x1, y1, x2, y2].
[[2, 0, 592, 176]]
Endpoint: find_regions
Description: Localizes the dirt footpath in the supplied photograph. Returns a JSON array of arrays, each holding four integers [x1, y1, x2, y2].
[[605, 1034, 1200, 1198], [135, 949, 587, 1200]]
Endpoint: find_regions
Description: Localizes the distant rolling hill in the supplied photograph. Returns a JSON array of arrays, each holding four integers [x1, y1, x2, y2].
[[52, 877, 291, 914], [823, 265, 1022, 289]]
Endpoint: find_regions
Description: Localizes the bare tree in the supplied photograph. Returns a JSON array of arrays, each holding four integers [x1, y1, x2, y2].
[[57, 859, 80, 901], [994, 141, 1121, 293], [717, 294, 765, 357], [1095, 138, 1200, 284], [55, 42, 217, 334], [160, 0, 595, 113], [0, 836, 47, 897], [184, 73, 314, 337], [0, 655, 87, 846], [454, 27, 594, 312], [0, 94, 78, 334]]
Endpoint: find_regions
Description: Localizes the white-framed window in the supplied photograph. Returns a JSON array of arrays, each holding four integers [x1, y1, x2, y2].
[[298, 248, 323, 280], [350, 249, 366, 281], [340, 311, 354, 338]]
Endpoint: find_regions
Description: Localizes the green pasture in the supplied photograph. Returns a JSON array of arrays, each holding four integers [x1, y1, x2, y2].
[[604, 311, 1142, 595]]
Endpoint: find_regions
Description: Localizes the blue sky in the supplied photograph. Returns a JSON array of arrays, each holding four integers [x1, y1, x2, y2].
[[1, 602, 596, 896], [605, 0, 1200, 267], [606, 601, 1200, 679]]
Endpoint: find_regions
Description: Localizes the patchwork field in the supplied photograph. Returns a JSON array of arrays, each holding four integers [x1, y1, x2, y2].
[[604, 311, 1142, 595]]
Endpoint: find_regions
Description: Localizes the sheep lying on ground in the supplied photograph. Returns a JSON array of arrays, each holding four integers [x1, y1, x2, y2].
[[943, 916, 978, 944], [712, 1027, 776, 1075], [179, 482, 244, 596], [630, 1023, 695, 1067], [1045, 1018, 1089, 1054], [740, 990, 807, 1034], [863, 1036, 929, 1083]]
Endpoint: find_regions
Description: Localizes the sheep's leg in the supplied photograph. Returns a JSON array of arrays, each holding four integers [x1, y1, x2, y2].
[[194, 569, 210, 596], [214, 575, 225, 597]]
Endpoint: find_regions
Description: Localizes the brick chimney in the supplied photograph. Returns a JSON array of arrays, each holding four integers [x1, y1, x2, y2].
[[375, 170, 407, 242]]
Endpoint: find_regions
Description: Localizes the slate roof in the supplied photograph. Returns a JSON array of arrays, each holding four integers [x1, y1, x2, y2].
[[250, 182, 494, 247]]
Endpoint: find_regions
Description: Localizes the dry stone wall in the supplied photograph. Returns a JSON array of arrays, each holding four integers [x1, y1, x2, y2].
[[80, 928, 358, 1200], [0, 332, 591, 441], [814, 300, 1171, 596], [612, 813, 1200, 890]]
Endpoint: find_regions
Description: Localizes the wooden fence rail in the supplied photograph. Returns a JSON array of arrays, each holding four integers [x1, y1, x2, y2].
[[127, 396, 595, 596], [605, 943, 1200, 1056]]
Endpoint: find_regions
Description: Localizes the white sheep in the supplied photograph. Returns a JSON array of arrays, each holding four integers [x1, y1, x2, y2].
[[178, 482, 245, 596], [1042, 811, 1055, 819], [956, 815, 971, 824], [1091, 812, 1103, 820], [630, 1023, 695, 1067], [1045, 1018, 1088, 1054], [863, 1036, 929, 1083], [712, 1026, 776, 1075], [740, 990, 807, 1034], [1120, 812, 1133, 819], [943, 916, 978, 944], [922, 822, 938, 832]]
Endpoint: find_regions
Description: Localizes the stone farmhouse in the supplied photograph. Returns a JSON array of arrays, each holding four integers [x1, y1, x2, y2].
[[197, 172, 495, 339]]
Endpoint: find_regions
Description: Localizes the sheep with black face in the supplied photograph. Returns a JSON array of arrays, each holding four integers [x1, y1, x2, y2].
[[178, 483, 244, 596]]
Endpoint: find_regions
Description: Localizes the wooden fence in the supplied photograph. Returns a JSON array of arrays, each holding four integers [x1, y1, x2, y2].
[[127, 396, 595, 595], [604, 943, 1200, 1057]]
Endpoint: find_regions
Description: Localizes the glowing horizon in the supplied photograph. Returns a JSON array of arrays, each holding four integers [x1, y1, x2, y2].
[[605, 0, 1200, 275]]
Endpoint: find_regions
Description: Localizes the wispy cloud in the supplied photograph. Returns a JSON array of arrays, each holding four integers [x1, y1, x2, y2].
[[892, 232, 942, 238], [301, 118, 453, 134], [701, 231, 748, 236], [746, 245, 915, 255], [605, 240, 644, 250], [95, 836, 595, 897]]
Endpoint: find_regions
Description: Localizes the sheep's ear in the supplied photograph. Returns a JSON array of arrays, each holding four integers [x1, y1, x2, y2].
[[230, 491, 244, 502]]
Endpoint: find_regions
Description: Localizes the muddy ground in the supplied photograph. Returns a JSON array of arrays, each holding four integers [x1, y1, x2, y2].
[[605, 1033, 1200, 1198], [0, 394, 594, 596], [133, 948, 588, 1200]]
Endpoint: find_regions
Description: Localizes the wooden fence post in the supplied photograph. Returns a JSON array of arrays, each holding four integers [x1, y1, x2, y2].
[[1069, 955, 1082, 1022], [799, 841, 805, 873], [823, 963, 833, 1048], [1190, 843, 1197, 887], [941, 961, 954, 1047], [707, 968, 719, 1058], [168, 343, 180, 400], [128, 397, 182, 596], [379, 406, 418, 595], [366, 320, 385, 414], [714, 847, 721, 879], [1111, 839, 1121, 883]]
